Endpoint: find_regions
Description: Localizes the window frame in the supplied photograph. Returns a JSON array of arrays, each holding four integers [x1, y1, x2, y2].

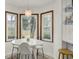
[[40, 10, 54, 42], [5, 11, 18, 42], [19, 14, 39, 39]]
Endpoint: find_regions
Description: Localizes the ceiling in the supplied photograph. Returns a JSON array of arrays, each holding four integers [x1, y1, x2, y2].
[[5, 0, 55, 9]]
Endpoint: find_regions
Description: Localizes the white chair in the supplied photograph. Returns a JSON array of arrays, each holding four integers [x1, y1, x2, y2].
[[11, 40, 19, 59], [18, 43, 33, 59], [35, 45, 44, 59], [5, 42, 13, 59]]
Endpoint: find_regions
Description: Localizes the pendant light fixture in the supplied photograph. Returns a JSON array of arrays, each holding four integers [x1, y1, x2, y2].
[[25, 0, 32, 16]]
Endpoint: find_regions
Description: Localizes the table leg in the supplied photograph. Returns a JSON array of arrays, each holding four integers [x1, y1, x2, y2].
[[58, 53, 60, 59], [33, 48, 37, 59]]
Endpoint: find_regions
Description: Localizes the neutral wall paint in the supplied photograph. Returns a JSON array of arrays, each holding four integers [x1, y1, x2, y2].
[[5, 0, 62, 59], [62, 0, 73, 44]]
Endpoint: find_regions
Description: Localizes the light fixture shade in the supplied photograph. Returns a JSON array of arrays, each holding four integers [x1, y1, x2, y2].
[[25, 10, 32, 16]]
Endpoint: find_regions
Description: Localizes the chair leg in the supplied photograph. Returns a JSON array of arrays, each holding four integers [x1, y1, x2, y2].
[[71, 54, 73, 59], [32, 51, 35, 59], [18, 53, 20, 59], [62, 54, 64, 59], [17, 53, 18, 59], [37, 49, 39, 59], [67, 55, 68, 59], [11, 47, 14, 59], [28, 55, 29, 59], [58, 53, 60, 59], [25, 55, 27, 59], [21, 54, 23, 59], [42, 48, 44, 59], [17, 53, 19, 59], [17, 48, 19, 59], [17, 53, 20, 59]]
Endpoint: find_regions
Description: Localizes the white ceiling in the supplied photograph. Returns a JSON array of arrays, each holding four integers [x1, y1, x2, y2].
[[6, 0, 55, 9]]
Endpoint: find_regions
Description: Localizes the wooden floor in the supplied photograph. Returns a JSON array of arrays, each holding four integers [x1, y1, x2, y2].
[[5, 53, 53, 59]]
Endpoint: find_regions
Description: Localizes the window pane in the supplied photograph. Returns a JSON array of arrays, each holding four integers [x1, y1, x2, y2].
[[43, 15, 51, 39], [21, 15, 37, 39], [6, 13, 17, 41], [41, 12, 53, 42]]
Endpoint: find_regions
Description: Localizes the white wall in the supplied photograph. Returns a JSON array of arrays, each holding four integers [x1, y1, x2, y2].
[[5, 0, 62, 59], [63, 25, 73, 44], [62, 0, 73, 44]]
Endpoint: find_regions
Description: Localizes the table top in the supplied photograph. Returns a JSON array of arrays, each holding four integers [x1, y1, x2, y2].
[[11, 39, 44, 47]]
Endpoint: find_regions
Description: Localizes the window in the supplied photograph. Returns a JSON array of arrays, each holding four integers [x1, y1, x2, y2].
[[5, 11, 18, 42], [20, 14, 39, 39], [40, 10, 53, 42]]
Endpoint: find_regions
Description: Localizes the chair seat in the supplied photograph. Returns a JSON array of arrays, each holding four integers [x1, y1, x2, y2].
[[58, 49, 73, 55]]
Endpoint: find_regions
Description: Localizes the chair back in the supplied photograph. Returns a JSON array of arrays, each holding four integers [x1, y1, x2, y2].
[[19, 43, 32, 55]]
